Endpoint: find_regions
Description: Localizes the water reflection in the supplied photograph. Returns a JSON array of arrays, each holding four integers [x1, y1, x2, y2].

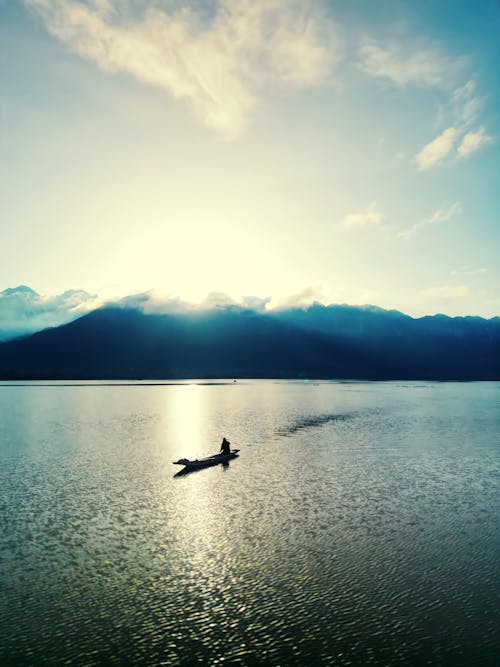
[[164, 384, 208, 459]]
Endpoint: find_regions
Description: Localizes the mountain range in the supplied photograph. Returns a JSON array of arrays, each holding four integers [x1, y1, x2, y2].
[[0, 302, 499, 380]]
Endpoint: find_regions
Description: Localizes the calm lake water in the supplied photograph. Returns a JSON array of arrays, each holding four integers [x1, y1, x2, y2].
[[0, 380, 498, 666]]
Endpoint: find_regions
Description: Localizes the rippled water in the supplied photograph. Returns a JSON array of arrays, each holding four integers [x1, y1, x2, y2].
[[0, 380, 498, 666]]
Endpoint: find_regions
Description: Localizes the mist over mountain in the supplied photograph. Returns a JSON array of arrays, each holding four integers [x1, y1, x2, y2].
[[0, 303, 498, 381], [0, 285, 272, 341], [0, 285, 99, 340]]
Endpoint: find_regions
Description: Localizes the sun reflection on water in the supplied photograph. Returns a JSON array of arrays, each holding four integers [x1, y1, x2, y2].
[[164, 384, 209, 460]]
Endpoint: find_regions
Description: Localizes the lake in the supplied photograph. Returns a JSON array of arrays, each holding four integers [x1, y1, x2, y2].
[[0, 380, 498, 666]]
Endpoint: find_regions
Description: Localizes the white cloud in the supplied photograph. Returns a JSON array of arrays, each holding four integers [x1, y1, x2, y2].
[[357, 41, 492, 171], [415, 127, 459, 170], [357, 42, 490, 169], [117, 289, 272, 313], [357, 39, 457, 87], [427, 201, 462, 224], [399, 201, 462, 239], [457, 127, 492, 158], [450, 265, 488, 276], [414, 80, 491, 169], [0, 286, 276, 338], [0, 285, 101, 339], [119, 285, 326, 313], [266, 285, 325, 310], [26, 0, 340, 138], [340, 201, 383, 228], [116, 290, 193, 314]]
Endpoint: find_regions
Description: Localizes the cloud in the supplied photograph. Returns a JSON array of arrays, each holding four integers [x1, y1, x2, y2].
[[457, 127, 492, 158], [116, 290, 234, 313], [451, 79, 483, 126], [340, 201, 383, 228], [419, 200, 462, 225], [0, 286, 274, 338], [266, 285, 325, 311], [116, 289, 272, 314], [357, 41, 492, 171], [240, 295, 271, 311], [414, 80, 492, 169], [357, 39, 458, 87], [399, 201, 462, 239], [116, 290, 198, 314], [450, 265, 488, 276], [26, 0, 340, 138], [0, 285, 101, 340], [357, 40, 492, 171], [415, 127, 459, 170]]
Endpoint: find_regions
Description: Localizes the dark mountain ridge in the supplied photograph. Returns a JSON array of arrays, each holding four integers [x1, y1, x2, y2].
[[0, 304, 499, 380]]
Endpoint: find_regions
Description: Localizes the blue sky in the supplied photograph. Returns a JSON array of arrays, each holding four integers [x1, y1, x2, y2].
[[1, 0, 499, 318]]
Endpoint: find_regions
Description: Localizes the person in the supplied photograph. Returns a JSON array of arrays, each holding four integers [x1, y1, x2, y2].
[[219, 437, 231, 456]]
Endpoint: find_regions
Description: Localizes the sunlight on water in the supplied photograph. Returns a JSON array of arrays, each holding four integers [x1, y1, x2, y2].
[[0, 380, 498, 665], [165, 384, 207, 457]]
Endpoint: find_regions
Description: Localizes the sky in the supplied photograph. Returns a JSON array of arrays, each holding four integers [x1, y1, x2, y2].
[[1, 0, 499, 318]]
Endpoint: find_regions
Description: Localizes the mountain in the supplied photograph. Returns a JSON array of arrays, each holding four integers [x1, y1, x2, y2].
[[0, 285, 97, 341], [0, 304, 498, 380], [1, 285, 39, 298]]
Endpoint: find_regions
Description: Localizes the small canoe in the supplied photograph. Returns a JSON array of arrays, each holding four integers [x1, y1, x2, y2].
[[173, 449, 240, 469]]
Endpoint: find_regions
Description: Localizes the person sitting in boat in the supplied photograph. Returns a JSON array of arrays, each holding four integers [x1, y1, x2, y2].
[[219, 437, 231, 456]]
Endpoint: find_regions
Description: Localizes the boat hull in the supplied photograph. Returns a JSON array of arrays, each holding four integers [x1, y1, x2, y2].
[[173, 449, 239, 469]]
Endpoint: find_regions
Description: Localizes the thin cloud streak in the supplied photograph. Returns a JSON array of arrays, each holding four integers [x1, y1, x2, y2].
[[357, 39, 459, 87], [340, 201, 383, 228], [451, 265, 488, 276], [452, 79, 483, 126], [26, 0, 341, 138], [399, 201, 462, 239]]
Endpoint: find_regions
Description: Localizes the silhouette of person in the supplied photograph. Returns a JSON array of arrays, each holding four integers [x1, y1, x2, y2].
[[219, 437, 231, 456]]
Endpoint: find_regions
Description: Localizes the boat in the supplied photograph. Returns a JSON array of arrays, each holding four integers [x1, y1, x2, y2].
[[173, 449, 240, 470]]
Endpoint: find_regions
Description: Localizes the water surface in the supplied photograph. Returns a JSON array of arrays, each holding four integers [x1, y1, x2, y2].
[[1, 380, 498, 665]]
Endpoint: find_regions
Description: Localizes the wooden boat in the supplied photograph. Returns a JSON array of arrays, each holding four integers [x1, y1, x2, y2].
[[173, 449, 240, 470]]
